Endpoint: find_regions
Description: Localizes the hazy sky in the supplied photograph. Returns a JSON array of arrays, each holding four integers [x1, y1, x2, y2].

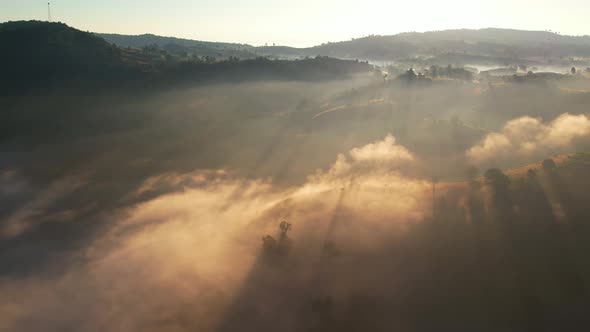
[[1, 0, 588, 47]]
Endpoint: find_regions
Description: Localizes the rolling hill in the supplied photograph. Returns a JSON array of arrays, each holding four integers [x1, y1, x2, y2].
[[0, 21, 372, 95], [97, 27, 590, 68], [98, 32, 258, 59], [258, 28, 590, 63]]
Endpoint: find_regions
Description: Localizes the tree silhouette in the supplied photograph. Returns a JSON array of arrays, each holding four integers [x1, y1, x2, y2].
[[466, 166, 479, 182], [484, 168, 513, 222], [429, 65, 438, 77], [279, 220, 292, 241], [521, 168, 555, 225], [542, 158, 556, 172], [262, 235, 277, 251], [541, 158, 578, 223], [484, 168, 510, 191], [261, 220, 293, 258]]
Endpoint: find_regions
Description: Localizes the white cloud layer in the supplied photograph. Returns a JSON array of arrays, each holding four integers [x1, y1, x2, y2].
[[467, 113, 590, 165]]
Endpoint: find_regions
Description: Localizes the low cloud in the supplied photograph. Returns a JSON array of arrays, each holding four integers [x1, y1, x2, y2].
[[311, 134, 418, 182], [1, 176, 84, 239], [467, 113, 590, 165], [0, 135, 431, 332], [0, 169, 29, 197], [349, 134, 413, 163]]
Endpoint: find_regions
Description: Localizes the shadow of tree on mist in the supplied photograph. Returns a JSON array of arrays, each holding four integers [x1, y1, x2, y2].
[[212, 156, 590, 332]]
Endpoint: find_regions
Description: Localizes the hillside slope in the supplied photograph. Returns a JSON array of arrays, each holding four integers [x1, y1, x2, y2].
[[98, 32, 257, 59], [0, 21, 142, 93], [258, 28, 590, 63], [0, 21, 373, 95]]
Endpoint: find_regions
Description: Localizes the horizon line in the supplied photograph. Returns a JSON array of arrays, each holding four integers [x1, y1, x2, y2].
[[2, 19, 589, 49]]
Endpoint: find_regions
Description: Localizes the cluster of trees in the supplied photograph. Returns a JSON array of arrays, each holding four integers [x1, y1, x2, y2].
[[0, 22, 373, 95], [167, 56, 372, 83], [569, 67, 590, 74], [0, 20, 136, 94], [396, 68, 432, 84], [140, 43, 224, 63], [262, 221, 293, 260], [427, 64, 475, 80], [228, 156, 590, 332], [437, 157, 587, 229], [393, 65, 475, 84]]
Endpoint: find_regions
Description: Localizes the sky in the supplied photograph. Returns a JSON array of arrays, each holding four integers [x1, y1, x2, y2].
[[1, 0, 589, 47]]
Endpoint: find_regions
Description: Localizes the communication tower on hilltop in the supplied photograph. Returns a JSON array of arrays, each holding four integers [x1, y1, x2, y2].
[[48, 3, 52, 22]]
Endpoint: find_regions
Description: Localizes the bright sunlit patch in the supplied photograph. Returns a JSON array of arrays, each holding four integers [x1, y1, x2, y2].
[[467, 113, 590, 165], [0, 135, 431, 331]]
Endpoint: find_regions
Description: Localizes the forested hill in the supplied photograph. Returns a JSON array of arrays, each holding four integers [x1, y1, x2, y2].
[[0, 21, 373, 95], [98, 32, 251, 50], [97, 27, 590, 64], [95, 27, 590, 65], [258, 28, 590, 62], [97, 32, 259, 60], [0, 21, 133, 91]]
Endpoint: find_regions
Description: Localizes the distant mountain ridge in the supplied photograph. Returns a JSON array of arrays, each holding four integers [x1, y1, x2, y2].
[[0, 21, 372, 95], [97, 32, 259, 60], [98, 28, 590, 64], [394, 28, 590, 45], [267, 28, 590, 61], [98, 32, 252, 50]]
